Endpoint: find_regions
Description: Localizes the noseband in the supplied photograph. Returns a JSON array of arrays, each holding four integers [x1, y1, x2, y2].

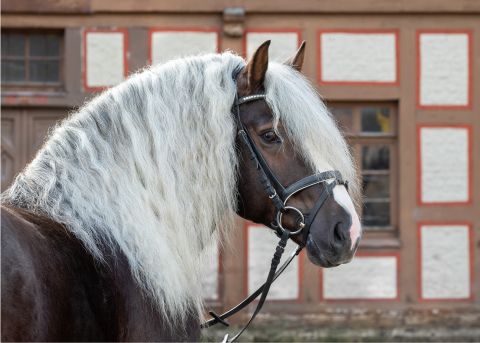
[[202, 71, 348, 342]]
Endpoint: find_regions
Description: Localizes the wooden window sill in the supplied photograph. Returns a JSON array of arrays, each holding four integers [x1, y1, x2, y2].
[[358, 237, 401, 249]]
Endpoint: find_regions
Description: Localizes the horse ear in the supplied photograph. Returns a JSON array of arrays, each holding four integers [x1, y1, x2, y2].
[[245, 40, 270, 92], [284, 41, 306, 72]]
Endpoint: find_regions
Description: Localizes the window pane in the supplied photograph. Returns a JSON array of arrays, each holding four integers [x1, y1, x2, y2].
[[362, 145, 390, 170], [29, 60, 59, 83], [361, 107, 391, 133], [1, 60, 25, 82], [363, 201, 390, 227], [1, 33, 25, 57], [331, 107, 353, 133], [363, 174, 390, 198], [29, 34, 60, 57]]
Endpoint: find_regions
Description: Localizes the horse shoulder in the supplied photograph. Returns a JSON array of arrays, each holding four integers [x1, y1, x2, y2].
[[1, 205, 200, 341], [1, 206, 50, 341], [1, 205, 116, 341], [110, 256, 202, 342]]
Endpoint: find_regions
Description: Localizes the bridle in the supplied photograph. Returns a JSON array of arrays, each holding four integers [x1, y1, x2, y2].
[[201, 69, 348, 342]]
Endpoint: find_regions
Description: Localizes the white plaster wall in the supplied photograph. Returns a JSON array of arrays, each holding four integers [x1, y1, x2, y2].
[[420, 33, 469, 106], [248, 225, 299, 300], [320, 33, 396, 82], [151, 31, 218, 65], [421, 225, 470, 299], [246, 32, 299, 61], [200, 244, 219, 300], [420, 127, 469, 203], [86, 32, 125, 88], [323, 256, 397, 299]]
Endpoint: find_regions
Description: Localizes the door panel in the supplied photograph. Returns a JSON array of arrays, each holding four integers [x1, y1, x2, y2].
[[1, 107, 67, 190]]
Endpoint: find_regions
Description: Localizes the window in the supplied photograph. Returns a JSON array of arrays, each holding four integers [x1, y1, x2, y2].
[[330, 103, 397, 231], [1, 30, 63, 87]]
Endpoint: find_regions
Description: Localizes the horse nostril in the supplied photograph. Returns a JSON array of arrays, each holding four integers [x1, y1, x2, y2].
[[333, 222, 347, 243]]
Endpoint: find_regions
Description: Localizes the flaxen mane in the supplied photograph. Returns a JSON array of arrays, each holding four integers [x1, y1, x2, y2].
[[2, 52, 358, 323]]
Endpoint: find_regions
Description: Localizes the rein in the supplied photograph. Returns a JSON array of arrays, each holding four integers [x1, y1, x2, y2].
[[201, 72, 348, 342]]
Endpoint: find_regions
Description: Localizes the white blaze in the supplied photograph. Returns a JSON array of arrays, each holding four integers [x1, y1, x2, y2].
[[333, 185, 361, 249]]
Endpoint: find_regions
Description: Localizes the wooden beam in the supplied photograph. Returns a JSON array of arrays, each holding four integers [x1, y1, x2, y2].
[[3, 0, 480, 14]]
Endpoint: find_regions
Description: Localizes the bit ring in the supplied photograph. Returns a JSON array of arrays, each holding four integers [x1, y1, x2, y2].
[[276, 206, 305, 236]]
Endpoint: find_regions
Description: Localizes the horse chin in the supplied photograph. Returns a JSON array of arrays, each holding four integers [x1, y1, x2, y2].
[[305, 234, 356, 268]]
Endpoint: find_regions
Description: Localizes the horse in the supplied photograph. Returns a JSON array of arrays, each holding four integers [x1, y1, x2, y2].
[[1, 41, 362, 341]]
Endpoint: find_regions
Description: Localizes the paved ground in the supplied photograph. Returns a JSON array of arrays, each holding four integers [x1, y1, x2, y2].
[[201, 324, 480, 342], [203, 323, 480, 342], [201, 307, 480, 342]]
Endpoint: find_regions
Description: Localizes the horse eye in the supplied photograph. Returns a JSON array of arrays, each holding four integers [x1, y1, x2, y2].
[[261, 130, 281, 143]]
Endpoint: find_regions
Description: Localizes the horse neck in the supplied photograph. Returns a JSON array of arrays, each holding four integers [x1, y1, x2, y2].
[[4, 69, 235, 323]]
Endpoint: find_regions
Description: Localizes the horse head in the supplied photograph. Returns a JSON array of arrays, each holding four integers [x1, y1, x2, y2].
[[235, 41, 362, 267]]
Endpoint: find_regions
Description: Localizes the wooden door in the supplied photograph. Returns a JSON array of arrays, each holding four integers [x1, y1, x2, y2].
[[1, 107, 67, 190]]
